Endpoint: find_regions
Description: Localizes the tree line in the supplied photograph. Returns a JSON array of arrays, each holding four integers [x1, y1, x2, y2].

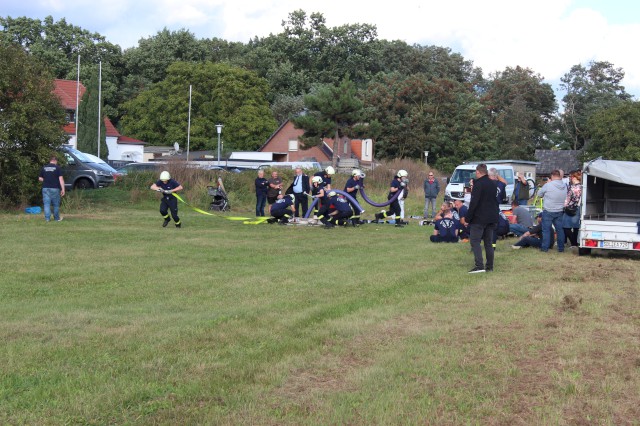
[[1, 10, 639, 204]]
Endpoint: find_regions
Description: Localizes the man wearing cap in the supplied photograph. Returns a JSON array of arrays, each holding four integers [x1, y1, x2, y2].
[[150, 171, 184, 228]]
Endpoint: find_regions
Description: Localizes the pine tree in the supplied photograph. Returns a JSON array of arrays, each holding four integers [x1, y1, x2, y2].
[[76, 71, 107, 157]]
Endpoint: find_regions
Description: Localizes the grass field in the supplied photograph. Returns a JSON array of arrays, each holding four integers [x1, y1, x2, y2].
[[1, 187, 639, 424]]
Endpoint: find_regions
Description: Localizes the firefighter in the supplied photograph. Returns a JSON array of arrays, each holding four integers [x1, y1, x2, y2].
[[150, 171, 184, 228]]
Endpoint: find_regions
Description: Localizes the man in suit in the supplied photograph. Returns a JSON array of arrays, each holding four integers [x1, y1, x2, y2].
[[464, 163, 499, 273], [290, 167, 310, 218]]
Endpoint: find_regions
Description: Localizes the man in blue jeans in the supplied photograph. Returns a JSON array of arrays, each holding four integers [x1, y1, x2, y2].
[[38, 155, 66, 222], [537, 169, 566, 252]]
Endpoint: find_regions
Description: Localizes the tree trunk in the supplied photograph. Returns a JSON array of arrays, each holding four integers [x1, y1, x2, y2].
[[332, 128, 339, 168]]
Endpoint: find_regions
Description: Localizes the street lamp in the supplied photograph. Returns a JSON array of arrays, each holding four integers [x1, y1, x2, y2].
[[424, 150, 429, 165], [215, 124, 223, 165]]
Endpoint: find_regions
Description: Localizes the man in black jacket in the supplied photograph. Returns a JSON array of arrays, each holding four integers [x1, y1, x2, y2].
[[464, 164, 499, 273]]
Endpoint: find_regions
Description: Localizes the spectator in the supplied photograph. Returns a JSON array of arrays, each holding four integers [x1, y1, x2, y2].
[[509, 200, 534, 237], [430, 211, 459, 243], [423, 171, 440, 219], [38, 155, 66, 222], [463, 179, 473, 207], [465, 163, 499, 273], [489, 167, 507, 204], [453, 199, 470, 241], [512, 213, 554, 249], [267, 171, 283, 205], [288, 167, 310, 218], [513, 172, 531, 206], [254, 170, 269, 216], [563, 170, 583, 248], [537, 169, 566, 253]]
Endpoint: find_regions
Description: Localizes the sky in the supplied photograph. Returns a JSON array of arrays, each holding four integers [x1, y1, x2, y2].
[[4, 0, 640, 99]]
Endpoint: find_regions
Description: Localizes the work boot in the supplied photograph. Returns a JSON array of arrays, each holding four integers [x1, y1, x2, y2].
[[175, 222, 181, 228], [162, 218, 170, 227], [374, 212, 384, 221], [266, 217, 277, 224]]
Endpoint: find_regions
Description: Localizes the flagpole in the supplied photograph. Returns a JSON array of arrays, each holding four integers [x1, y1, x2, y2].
[[75, 55, 80, 149], [187, 85, 192, 162], [97, 61, 102, 158]]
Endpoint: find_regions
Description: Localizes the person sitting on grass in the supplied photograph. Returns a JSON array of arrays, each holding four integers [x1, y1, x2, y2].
[[511, 213, 554, 249], [430, 210, 460, 243], [452, 199, 470, 241], [509, 200, 534, 237]]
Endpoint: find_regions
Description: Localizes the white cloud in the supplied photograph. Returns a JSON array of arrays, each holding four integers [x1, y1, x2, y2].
[[5, 0, 639, 97]]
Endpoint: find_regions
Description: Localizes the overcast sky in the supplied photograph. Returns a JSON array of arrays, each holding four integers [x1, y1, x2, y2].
[[5, 0, 640, 99]]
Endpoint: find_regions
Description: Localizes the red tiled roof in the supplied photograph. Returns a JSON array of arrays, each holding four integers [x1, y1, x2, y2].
[[53, 79, 85, 109], [61, 119, 120, 137], [118, 135, 146, 145]]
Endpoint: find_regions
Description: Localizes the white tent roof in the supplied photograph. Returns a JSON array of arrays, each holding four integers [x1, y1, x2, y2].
[[583, 158, 640, 186]]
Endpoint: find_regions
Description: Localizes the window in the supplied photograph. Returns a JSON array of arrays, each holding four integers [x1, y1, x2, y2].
[[288, 140, 298, 151]]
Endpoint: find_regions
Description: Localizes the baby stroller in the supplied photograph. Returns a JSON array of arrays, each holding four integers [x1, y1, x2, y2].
[[208, 185, 230, 211]]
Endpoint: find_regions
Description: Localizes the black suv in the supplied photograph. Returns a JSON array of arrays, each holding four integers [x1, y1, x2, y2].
[[60, 146, 115, 190]]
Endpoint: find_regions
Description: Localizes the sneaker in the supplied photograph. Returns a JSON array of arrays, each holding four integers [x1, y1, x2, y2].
[[511, 245, 522, 249], [461, 238, 469, 243], [162, 218, 170, 227], [56, 217, 63, 222], [468, 267, 486, 274]]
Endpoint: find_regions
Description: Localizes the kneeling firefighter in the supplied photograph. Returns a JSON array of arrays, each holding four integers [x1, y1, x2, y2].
[[150, 171, 184, 228]]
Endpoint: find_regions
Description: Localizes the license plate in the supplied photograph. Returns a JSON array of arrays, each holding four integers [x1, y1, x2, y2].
[[602, 241, 630, 249]]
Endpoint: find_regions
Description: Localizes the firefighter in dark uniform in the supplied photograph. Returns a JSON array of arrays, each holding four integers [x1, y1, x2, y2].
[[311, 175, 328, 215], [313, 166, 335, 190], [268, 194, 296, 224], [321, 191, 354, 228], [344, 169, 364, 201], [375, 169, 408, 226], [150, 171, 184, 228]]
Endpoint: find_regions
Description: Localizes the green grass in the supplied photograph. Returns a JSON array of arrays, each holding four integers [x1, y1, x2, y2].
[[1, 187, 639, 424]]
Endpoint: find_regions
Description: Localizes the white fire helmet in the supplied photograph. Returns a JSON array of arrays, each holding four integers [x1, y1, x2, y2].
[[397, 169, 408, 178], [325, 166, 336, 175], [352, 169, 363, 177], [159, 171, 171, 181], [312, 176, 323, 184]]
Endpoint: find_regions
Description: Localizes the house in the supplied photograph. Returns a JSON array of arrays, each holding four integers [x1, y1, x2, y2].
[[53, 79, 145, 162], [258, 120, 374, 168], [534, 150, 582, 178]]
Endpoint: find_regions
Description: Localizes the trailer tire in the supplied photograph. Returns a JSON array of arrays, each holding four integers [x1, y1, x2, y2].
[[578, 247, 592, 256]]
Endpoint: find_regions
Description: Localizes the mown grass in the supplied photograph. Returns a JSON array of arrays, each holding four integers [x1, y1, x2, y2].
[[1, 182, 639, 424]]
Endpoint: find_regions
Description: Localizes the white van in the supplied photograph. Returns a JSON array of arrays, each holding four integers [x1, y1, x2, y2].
[[257, 161, 322, 171], [445, 163, 515, 201]]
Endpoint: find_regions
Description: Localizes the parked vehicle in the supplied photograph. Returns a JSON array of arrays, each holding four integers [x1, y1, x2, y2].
[[115, 162, 162, 176], [257, 161, 322, 171], [82, 153, 119, 176], [445, 163, 515, 201], [59, 146, 115, 190], [578, 158, 640, 256]]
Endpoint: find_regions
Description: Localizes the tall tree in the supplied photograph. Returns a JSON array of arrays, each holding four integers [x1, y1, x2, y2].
[[483, 66, 557, 159], [560, 61, 632, 150], [291, 78, 364, 167], [583, 101, 640, 161], [362, 72, 498, 172], [0, 43, 67, 205], [121, 62, 276, 151], [76, 71, 107, 157]]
